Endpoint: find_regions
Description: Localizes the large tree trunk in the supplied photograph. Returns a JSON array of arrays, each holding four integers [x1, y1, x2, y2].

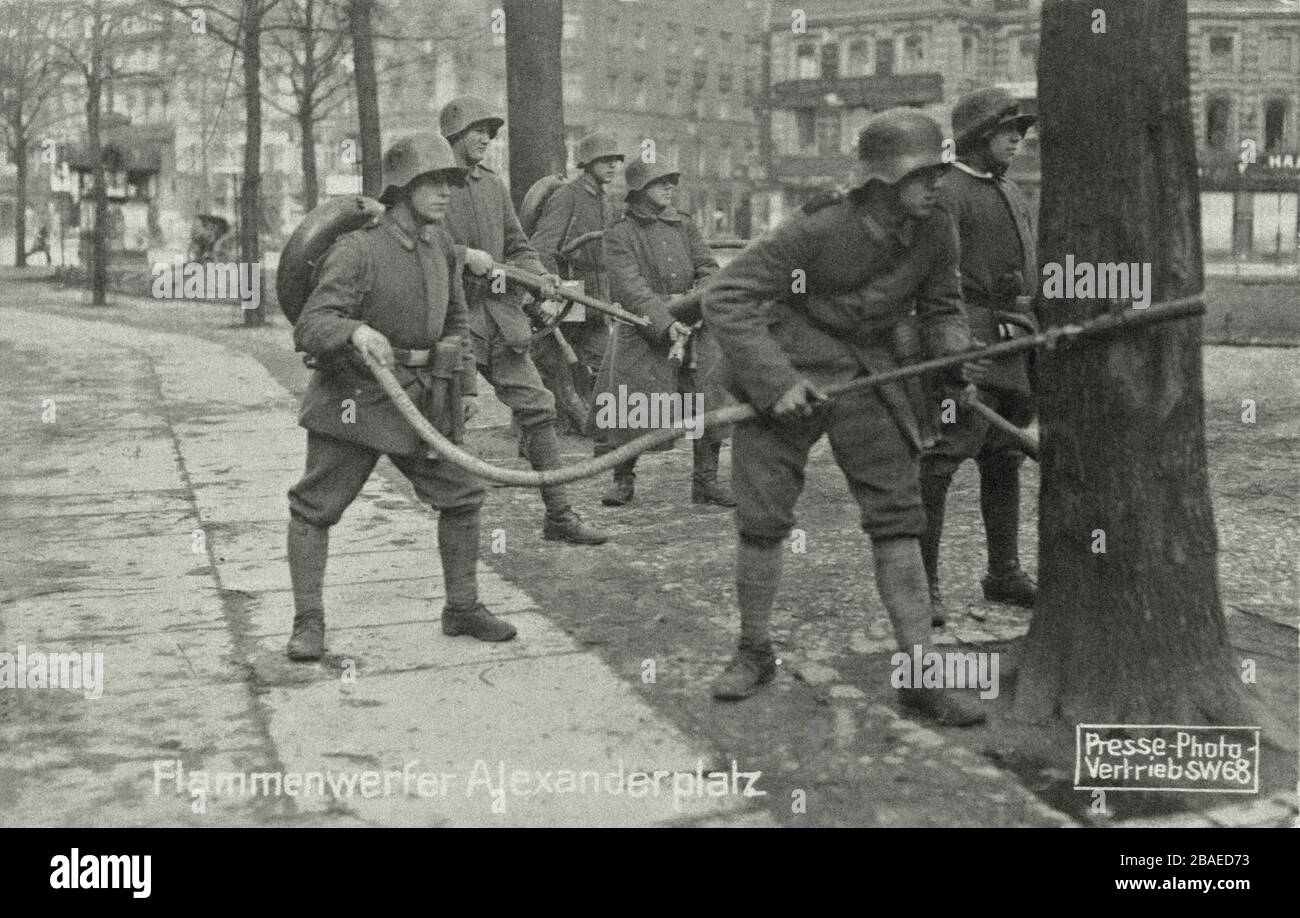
[[503, 0, 565, 212], [1014, 0, 1247, 727], [350, 0, 380, 198], [240, 0, 266, 326], [298, 105, 319, 211], [88, 0, 107, 307], [14, 124, 28, 268]]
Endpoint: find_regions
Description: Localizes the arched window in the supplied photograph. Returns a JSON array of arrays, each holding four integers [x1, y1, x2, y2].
[[1264, 98, 1289, 152]]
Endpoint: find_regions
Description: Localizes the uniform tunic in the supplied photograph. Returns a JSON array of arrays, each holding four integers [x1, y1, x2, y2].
[[591, 200, 725, 448], [288, 212, 483, 527], [703, 188, 970, 541], [444, 161, 558, 431]]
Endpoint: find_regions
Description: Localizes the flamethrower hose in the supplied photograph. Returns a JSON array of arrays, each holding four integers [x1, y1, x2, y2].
[[362, 293, 1203, 488]]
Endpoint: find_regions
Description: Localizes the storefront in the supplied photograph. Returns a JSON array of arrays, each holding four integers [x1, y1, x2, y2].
[[1199, 150, 1300, 260]]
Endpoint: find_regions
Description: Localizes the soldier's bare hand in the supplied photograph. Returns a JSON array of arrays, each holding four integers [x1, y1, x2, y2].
[[464, 248, 494, 276], [772, 379, 827, 419], [539, 273, 563, 300], [462, 397, 478, 423], [668, 321, 692, 343], [958, 383, 978, 408], [962, 338, 994, 387], [350, 324, 394, 369]]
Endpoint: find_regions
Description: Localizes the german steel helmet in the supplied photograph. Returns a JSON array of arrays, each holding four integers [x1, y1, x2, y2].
[[439, 95, 505, 140], [624, 159, 680, 197], [951, 87, 1037, 148], [378, 132, 465, 204], [855, 108, 947, 185], [576, 132, 624, 168]]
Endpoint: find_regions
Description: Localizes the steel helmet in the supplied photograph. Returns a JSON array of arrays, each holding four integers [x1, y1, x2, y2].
[[439, 95, 505, 140], [952, 87, 1036, 150], [378, 133, 465, 204], [624, 159, 680, 198], [576, 132, 623, 168], [855, 108, 947, 185]]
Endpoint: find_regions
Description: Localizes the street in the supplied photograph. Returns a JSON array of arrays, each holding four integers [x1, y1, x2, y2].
[[1, 277, 1296, 827]]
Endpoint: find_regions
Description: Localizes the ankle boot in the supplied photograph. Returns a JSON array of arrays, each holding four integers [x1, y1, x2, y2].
[[872, 536, 986, 727], [691, 439, 736, 506], [602, 459, 636, 506], [286, 516, 329, 661], [980, 462, 1035, 607], [713, 538, 783, 702], [442, 603, 517, 642], [711, 641, 777, 700]]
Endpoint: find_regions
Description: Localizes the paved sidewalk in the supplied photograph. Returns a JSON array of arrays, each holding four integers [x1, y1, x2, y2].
[[0, 307, 764, 826]]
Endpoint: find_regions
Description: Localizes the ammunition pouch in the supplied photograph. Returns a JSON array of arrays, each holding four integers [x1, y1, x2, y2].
[[427, 339, 465, 445]]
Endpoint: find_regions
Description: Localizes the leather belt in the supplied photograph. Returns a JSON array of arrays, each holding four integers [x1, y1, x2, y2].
[[392, 347, 432, 367]]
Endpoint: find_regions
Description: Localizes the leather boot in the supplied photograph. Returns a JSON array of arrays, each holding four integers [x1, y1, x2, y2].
[[442, 603, 517, 642], [286, 516, 329, 661], [711, 640, 777, 700], [919, 470, 953, 627], [872, 537, 985, 727], [601, 459, 636, 506], [979, 461, 1035, 607], [524, 421, 609, 544], [691, 438, 736, 506]]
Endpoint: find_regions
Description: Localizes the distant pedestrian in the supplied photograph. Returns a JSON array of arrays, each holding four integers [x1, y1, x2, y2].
[[26, 225, 51, 265]]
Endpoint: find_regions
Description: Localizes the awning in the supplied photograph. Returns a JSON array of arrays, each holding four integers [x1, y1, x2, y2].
[[65, 138, 163, 173]]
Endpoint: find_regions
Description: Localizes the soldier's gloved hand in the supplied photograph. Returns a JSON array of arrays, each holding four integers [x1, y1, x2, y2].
[[539, 273, 562, 300], [464, 248, 494, 276], [772, 378, 827, 419], [351, 324, 394, 369], [462, 396, 478, 423]]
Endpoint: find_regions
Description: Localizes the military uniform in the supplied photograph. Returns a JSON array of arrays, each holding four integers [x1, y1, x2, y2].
[[290, 213, 482, 526], [592, 196, 732, 503], [531, 171, 617, 372]]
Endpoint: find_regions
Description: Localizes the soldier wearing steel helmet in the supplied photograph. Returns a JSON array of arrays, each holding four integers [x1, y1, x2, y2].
[[530, 131, 625, 405], [701, 108, 992, 724], [922, 87, 1040, 627], [285, 132, 516, 662], [439, 95, 609, 546]]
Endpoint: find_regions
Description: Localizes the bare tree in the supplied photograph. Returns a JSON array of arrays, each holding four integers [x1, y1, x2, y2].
[[262, 0, 351, 211], [1014, 0, 1285, 746], [0, 0, 75, 267], [347, 0, 379, 197]]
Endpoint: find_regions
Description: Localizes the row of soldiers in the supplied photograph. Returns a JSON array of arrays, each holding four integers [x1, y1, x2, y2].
[[283, 86, 1040, 726]]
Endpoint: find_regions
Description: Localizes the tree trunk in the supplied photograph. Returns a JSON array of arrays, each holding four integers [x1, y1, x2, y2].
[[298, 105, 319, 211], [88, 0, 107, 307], [350, 0, 381, 198], [503, 0, 565, 212], [1014, 0, 1247, 727], [240, 0, 265, 326], [14, 124, 28, 268]]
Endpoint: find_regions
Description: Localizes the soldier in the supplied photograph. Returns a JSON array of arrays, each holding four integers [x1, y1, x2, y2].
[[591, 158, 734, 508], [439, 95, 608, 546], [702, 109, 991, 725], [530, 131, 624, 407], [922, 87, 1039, 626], [285, 132, 517, 662]]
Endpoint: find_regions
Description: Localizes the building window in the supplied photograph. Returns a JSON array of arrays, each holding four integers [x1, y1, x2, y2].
[[607, 16, 620, 46], [962, 33, 977, 73], [1018, 37, 1037, 78], [1206, 96, 1232, 149], [564, 71, 585, 106], [718, 65, 734, 95], [718, 145, 732, 177], [1267, 33, 1293, 71], [821, 42, 840, 79], [796, 108, 816, 150], [796, 42, 817, 79], [902, 33, 924, 68], [693, 64, 708, 91], [666, 24, 680, 55], [817, 110, 842, 157], [1208, 34, 1234, 69], [633, 23, 646, 51], [607, 71, 622, 105], [664, 67, 681, 88], [694, 28, 707, 60], [846, 39, 870, 76], [632, 75, 647, 110], [1264, 98, 1288, 152]]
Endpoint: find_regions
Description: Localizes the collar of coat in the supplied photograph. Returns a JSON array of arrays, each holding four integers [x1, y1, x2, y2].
[[626, 198, 682, 225], [381, 212, 437, 251], [465, 162, 496, 181], [576, 172, 605, 197], [847, 186, 918, 248], [953, 160, 1000, 181]]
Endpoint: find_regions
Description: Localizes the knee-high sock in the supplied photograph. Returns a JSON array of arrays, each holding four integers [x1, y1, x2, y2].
[[737, 535, 784, 648], [980, 463, 1021, 571], [438, 506, 480, 609], [919, 471, 953, 591], [288, 515, 329, 615], [521, 421, 570, 516], [872, 536, 932, 656]]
